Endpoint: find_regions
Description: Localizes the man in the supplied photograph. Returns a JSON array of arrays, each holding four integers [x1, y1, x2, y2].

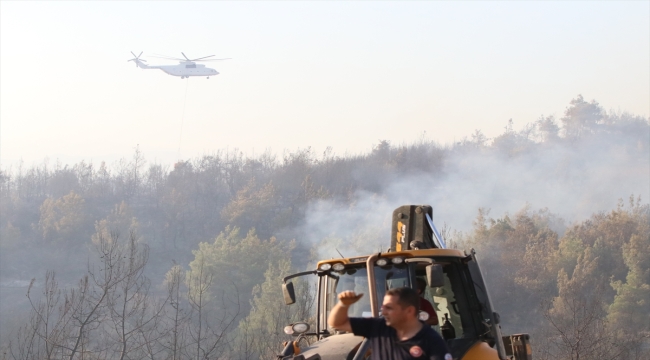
[[328, 287, 451, 360], [416, 278, 439, 326]]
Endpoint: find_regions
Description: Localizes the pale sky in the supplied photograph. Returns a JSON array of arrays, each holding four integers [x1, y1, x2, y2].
[[1, 1, 648, 167]]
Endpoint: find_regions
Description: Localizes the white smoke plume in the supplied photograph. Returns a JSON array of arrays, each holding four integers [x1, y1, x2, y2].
[[296, 106, 649, 261]]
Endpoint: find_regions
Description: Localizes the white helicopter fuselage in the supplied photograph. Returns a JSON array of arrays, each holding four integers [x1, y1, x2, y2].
[[134, 59, 218, 78]]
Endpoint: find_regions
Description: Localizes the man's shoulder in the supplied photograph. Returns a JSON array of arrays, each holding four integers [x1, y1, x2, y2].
[[418, 326, 449, 353], [349, 317, 389, 338], [422, 326, 445, 339], [350, 317, 385, 325]]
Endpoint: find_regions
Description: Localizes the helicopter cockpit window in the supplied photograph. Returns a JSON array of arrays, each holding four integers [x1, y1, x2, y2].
[[185, 64, 197, 68]]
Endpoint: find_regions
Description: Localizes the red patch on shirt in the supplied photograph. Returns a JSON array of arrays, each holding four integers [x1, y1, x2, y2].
[[409, 345, 423, 357]]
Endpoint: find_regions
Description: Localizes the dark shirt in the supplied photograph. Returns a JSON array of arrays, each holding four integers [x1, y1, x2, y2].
[[350, 317, 450, 360]]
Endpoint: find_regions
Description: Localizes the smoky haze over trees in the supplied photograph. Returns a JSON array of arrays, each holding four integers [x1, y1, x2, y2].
[[0, 95, 648, 359]]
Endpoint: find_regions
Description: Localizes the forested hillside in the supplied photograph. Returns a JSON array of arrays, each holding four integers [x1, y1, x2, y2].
[[1, 95, 648, 359]]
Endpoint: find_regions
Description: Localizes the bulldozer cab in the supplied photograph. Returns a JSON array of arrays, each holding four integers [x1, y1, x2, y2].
[[282, 256, 508, 357], [278, 205, 531, 360], [320, 261, 452, 324]]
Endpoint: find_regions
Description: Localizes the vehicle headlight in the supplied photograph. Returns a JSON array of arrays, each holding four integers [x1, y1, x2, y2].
[[284, 325, 294, 335], [292, 322, 310, 334], [332, 263, 345, 271], [376, 258, 388, 266], [318, 263, 332, 271], [391, 257, 404, 264]]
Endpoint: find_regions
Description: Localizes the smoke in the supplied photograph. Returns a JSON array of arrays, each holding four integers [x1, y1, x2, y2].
[[296, 112, 650, 261]]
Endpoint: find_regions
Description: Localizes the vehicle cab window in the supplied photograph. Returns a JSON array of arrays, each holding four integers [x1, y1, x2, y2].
[[323, 264, 411, 332], [415, 261, 474, 341]]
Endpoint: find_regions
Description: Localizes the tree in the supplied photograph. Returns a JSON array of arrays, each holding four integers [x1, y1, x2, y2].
[[371, 140, 391, 163], [491, 119, 535, 157], [37, 191, 87, 243], [7, 229, 159, 360], [6, 271, 68, 360], [184, 252, 240, 360], [561, 198, 649, 298], [541, 248, 625, 360], [462, 207, 561, 332], [234, 259, 315, 360], [91, 202, 140, 246], [220, 179, 288, 239], [561, 94, 604, 140], [188, 227, 294, 315], [103, 231, 166, 360], [536, 115, 560, 143], [161, 264, 191, 360], [114, 145, 147, 200], [607, 209, 650, 359]]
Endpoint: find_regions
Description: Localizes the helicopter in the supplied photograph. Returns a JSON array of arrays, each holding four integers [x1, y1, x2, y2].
[[127, 51, 230, 79]]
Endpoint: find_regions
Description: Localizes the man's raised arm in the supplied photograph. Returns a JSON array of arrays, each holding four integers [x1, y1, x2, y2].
[[327, 291, 363, 333]]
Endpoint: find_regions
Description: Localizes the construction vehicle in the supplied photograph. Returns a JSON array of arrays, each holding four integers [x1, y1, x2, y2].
[[278, 205, 532, 360]]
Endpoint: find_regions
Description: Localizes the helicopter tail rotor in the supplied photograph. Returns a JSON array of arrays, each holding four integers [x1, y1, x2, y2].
[[127, 51, 147, 67]]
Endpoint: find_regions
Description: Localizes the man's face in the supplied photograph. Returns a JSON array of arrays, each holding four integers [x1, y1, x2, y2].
[[381, 295, 412, 328]]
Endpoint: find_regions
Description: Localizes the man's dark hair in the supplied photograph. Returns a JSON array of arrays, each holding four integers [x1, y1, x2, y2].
[[416, 278, 427, 293], [385, 287, 420, 312]]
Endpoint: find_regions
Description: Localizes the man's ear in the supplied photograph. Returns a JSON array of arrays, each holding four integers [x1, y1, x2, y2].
[[406, 305, 417, 317]]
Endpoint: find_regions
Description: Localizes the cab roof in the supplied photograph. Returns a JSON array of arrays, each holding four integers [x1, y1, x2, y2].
[[316, 248, 466, 268]]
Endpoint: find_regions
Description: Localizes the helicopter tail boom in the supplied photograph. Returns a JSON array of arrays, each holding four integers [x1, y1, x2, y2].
[[133, 59, 152, 69]]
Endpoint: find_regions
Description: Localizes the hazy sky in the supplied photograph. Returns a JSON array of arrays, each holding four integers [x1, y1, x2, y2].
[[1, 1, 648, 167]]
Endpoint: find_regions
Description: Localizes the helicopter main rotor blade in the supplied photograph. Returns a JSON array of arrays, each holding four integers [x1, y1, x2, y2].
[[150, 54, 185, 61], [138, 51, 143, 58], [150, 56, 184, 61], [181, 52, 191, 61], [151, 53, 177, 58], [189, 55, 216, 61], [197, 58, 232, 62], [131, 51, 138, 58]]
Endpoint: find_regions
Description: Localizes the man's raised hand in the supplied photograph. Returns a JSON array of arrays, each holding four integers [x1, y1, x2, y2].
[[338, 291, 364, 307]]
